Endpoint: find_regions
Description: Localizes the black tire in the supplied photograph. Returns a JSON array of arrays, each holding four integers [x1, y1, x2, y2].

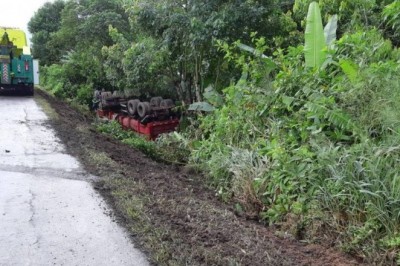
[[150, 96, 163, 107], [127, 99, 140, 115], [137, 101, 151, 118], [160, 99, 174, 108]]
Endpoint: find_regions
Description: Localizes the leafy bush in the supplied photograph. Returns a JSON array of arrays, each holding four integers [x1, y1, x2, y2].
[[41, 63, 95, 107], [76, 83, 94, 106], [189, 26, 400, 262], [155, 132, 191, 164], [41, 64, 69, 98]]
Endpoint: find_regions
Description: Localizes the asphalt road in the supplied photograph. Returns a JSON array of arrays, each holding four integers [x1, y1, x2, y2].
[[0, 96, 148, 266]]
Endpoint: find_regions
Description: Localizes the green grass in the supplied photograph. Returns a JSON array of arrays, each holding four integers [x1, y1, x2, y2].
[[95, 120, 160, 159], [34, 89, 60, 120], [95, 120, 189, 164]]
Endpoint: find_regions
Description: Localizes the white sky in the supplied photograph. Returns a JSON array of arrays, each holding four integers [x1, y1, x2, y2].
[[0, 0, 55, 45]]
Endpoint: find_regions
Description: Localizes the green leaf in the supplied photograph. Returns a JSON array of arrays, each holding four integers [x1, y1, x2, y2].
[[324, 15, 338, 49], [339, 59, 359, 84], [281, 95, 295, 110], [203, 85, 224, 107], [304, 2, 327, 68], [188, 102, 215, 112], [237, 43, 269, 59], [237, 43, 276, 71]]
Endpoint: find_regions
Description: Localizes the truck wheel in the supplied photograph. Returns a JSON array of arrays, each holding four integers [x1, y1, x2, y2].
[[150, 97, 163, 107], [160, 99, 174, 108], [137, 102, 151, 118], [128, 99, 140, 116]]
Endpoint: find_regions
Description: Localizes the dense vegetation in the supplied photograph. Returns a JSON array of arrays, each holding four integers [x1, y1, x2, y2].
[[30, 0, 400, 263]]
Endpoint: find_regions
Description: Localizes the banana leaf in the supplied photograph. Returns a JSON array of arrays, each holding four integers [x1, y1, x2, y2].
[[237, 43, 269, 59], [304, 2, 326, 68], [324, 15, 338, 49], [188, 102, 215, 112], [237, 43, 276, 72]]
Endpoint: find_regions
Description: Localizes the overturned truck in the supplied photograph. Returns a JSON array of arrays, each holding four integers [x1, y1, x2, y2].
[[95, 91, 179, 140]]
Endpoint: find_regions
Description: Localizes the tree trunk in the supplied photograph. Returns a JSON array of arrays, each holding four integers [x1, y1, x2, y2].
[[194, 56, 202, 102]]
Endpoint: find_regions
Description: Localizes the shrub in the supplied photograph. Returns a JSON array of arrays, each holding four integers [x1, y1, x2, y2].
[[189, 29, 400, 262]]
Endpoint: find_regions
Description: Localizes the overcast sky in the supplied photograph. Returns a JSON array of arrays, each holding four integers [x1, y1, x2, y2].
[[0, 0, 54, 45]]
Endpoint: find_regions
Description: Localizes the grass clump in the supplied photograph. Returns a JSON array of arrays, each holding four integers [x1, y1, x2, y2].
[[34, 89, 60, 120], [95, 120, 189, 164], [85, 148, 119, 168], [96, 120, 159, 160], [99, 177, 174, 264]]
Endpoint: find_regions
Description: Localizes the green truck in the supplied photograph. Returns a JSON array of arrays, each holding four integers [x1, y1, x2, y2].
[[0, 28, 35, 96]]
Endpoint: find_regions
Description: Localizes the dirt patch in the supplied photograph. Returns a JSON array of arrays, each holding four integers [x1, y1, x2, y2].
[[36, 89, 362, 265]]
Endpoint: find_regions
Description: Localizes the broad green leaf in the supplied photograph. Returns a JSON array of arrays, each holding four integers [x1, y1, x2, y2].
[[237, 43, 269, 59], [339, 59, 359, 84], [304, 2, 327, 68], [281, 95, 295, 110], [237, 43, 276, 71], [293, 0, 301, 12], [324, 15, 338, 49], [188, 102, 215, 112], [203, 85, 224, 107]]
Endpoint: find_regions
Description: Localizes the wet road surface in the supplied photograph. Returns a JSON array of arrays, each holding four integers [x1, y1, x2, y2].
[[0, 97, 148, 266]]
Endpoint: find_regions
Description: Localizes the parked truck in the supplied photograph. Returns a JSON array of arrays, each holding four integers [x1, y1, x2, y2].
[[0, 27, 34, 96]]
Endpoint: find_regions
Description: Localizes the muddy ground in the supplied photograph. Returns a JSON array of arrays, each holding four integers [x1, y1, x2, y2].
[[36, 89, 362, 265]]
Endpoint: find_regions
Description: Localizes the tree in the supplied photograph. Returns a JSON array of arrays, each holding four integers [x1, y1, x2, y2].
[[111, 0, 294, 103], [51, 0, 130, 54], [32, 0, 132, 103], [28, 0, 65, 65]]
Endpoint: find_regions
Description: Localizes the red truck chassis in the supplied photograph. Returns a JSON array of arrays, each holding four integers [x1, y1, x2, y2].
[[96, 95, 179, 140]]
